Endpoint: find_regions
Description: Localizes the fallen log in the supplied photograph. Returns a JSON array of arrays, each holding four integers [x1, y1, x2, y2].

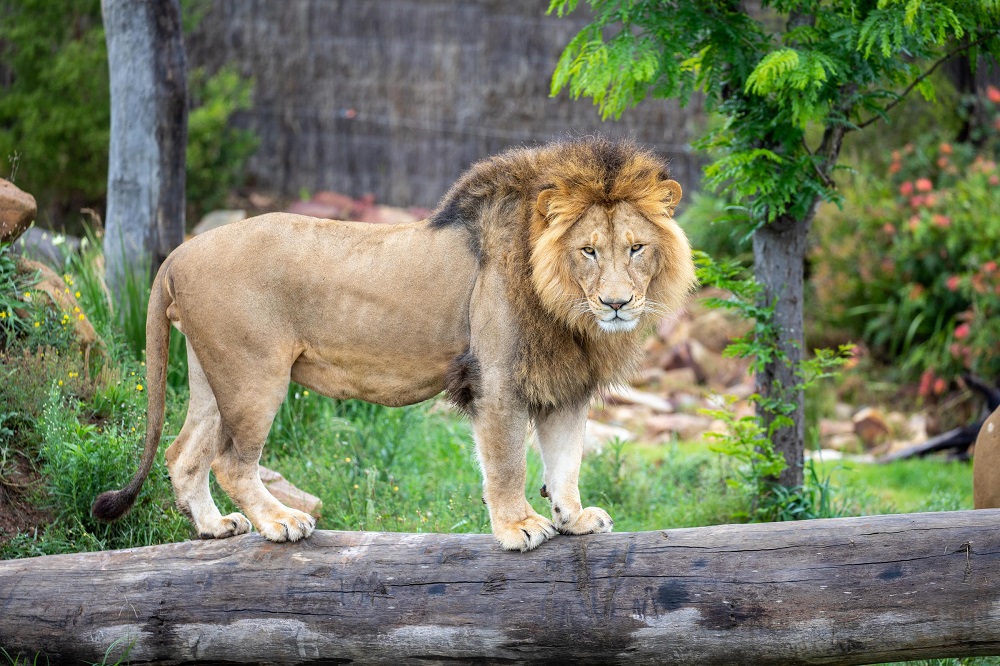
[[2, 510, 1000, 665]]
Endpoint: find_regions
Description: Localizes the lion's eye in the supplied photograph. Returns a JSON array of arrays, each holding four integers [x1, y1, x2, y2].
[[582, 246, 596, 256], [630, 243, 644, 254]]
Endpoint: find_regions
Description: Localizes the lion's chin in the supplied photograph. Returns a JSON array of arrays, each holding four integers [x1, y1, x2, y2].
[[596, 317, 639, 333]]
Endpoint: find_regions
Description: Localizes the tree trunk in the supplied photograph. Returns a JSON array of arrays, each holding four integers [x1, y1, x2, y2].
[[753, 213, 811, 488], [2, 511, 1000, 664], [102, 0, 186, 297]]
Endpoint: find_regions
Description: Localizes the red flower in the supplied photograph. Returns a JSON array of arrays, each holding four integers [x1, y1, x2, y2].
[[936, 157, 949, 168], [990, 174, 1000, 186], [919, 370, 934, 398], [924, 194, 938, 207], [882, 222, 896, 235], [908, 215, 920, 231], [899, 181, 914, 196], [933, 378, 948, 395], [909, 196, 924, 208], [954, 323, 971, 340], [888, 161, 902, 175], [915, 178, 933, 192], [984, 261, 997, 274], [939, 142, 953, 155], [988, 85, 1000, 104], [932, 214, 951, 228], [946, 275, 961, 291]]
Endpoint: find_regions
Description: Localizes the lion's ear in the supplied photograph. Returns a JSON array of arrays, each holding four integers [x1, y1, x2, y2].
[[535, 188, 555, 221], [661, 179, 683, 216]]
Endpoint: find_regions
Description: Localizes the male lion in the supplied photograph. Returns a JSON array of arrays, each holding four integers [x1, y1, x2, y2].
[[93, 137, 696, 551]]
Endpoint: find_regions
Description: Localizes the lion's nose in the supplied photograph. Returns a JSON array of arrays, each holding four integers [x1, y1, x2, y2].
[[600, 296, 633, 311]]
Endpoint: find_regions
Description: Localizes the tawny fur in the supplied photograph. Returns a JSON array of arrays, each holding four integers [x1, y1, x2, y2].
[[92, 137, 696, 551]]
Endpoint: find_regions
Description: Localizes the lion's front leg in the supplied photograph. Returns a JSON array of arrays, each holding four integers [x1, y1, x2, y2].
[[473, 403, 557, 552], [535, 402, 613, 536]]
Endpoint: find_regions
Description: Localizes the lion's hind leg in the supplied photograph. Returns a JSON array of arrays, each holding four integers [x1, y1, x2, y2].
[[534, 403, 613, 536], [205, 361, 315, 543], [166, 342, 252, 539]]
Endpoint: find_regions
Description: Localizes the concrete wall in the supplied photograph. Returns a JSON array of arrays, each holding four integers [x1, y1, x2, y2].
[[185, 0, 707, 208]]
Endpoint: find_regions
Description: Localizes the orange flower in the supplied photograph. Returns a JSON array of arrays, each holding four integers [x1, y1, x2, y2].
[[939, 142, 953, 155], [932, 214, 951, 228], [988, 85, 1000, 104], [915, 178, 933, 192]]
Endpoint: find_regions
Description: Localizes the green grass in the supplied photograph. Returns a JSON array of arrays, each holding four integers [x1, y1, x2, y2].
[[812, 457, 973, 515]]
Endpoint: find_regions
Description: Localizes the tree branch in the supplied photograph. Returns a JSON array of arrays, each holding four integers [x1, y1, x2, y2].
[[857, 31, 1000, 130]]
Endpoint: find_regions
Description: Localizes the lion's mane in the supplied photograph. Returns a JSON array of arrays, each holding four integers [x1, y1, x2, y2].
[[430, 137, 696, 413]]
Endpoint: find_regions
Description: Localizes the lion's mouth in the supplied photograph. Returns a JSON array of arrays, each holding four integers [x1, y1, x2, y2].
[[596, 312, 639, 333]]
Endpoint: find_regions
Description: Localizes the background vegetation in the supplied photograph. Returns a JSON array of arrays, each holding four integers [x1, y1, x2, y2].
[[0, 0, 256, 226]]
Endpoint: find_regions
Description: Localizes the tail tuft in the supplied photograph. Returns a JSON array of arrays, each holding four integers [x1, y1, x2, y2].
[[91, 488, 137, 522]]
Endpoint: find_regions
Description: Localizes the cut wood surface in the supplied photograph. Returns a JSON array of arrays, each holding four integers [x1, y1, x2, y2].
[[2, 510, 1000, 665]]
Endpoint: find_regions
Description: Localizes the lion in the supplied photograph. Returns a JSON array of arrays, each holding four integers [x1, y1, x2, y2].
[[92, 137, 696, 551]]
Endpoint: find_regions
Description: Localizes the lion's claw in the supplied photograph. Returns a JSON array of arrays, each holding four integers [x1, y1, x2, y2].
[[493, 513, 557, 552], [556, 506, 613, 535]]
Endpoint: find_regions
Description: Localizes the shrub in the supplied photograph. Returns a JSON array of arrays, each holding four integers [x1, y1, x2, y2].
[[812, 87, 1000, 385]]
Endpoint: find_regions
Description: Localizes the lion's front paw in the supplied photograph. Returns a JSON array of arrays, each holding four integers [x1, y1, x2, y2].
[[255, 507, 316, 542], [198, 512, 253, 539], [556, 506, 613, 535], [492, 512, 557, 552]]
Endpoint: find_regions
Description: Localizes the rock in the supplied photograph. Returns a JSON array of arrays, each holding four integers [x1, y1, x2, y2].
[[659, 367, 699, 391], [258, 465, 323, 518], [820, 418, 855, 438], [646, 413, 715, 441], [16, 258, 100, 355], [852, 407, 891, 448], [604, 385, 673, 413], [12, 227, 81, 268], [824, 433, 862, 452], [357, 204, 420, 225], [248, 192, 276, 209], [584, 420, 634, 454], [0, 179, 36, 244], [192, 209, 246, 236]]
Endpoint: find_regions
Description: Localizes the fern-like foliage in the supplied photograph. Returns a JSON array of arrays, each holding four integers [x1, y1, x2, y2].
[[550, 0, 1000, 229]]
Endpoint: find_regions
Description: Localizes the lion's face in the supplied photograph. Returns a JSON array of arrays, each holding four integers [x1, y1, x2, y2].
[[530, 177, 694, 337], [563, 203, 662, 333]]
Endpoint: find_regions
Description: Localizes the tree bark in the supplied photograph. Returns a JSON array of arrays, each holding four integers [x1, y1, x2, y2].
[[102, 0, 186, 297], [752, 213, 811, 488], [2, 511, 1000, 664]]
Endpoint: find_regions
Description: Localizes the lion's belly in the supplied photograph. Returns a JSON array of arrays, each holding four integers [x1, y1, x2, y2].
[[290, 346, 456, 407]]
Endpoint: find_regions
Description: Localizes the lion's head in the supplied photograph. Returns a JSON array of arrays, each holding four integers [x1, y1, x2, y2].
[[529, 140, 695, 337]]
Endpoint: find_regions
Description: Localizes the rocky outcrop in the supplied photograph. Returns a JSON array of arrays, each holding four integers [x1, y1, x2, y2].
[[0, 180, 36, 244]]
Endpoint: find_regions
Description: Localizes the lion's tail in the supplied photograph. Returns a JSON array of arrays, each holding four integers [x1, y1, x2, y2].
[[91, 263, 173, 522]]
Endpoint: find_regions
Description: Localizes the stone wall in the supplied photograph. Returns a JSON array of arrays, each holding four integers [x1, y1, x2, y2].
[[185, 0, 707, 208]]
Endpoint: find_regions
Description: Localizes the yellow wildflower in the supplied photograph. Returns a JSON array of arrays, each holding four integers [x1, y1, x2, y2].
[[136, 384, 144, 392], [33, 321, 40, 328], [303, 390, 310, 396], [58, 380, 63, 386], [79, 314, 85, 320], [344, 457, 351, 463]]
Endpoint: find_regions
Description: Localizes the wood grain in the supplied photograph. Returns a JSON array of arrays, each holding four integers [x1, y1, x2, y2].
[[2, 510, 999, 664]]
